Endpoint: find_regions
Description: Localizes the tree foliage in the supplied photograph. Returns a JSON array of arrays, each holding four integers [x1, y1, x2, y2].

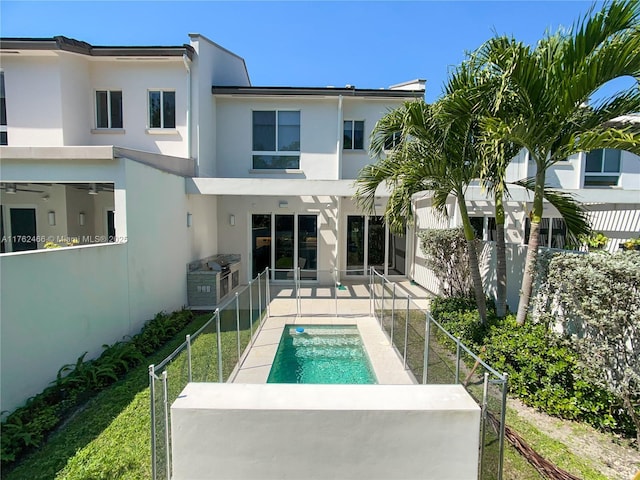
[[418, 228, 473, 298], [534, 250, 640, 446]]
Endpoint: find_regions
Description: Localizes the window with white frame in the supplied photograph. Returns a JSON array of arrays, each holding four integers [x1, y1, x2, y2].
[[148, 90, 175, 129], [343, 120, 364, 150], [95, 90, 123, 129], [0, 72, 7, 145], [524, 217, 567, 249], [384, 131, 402, 151], [252, 110, 300, 169], [584, 149, 621, 187]]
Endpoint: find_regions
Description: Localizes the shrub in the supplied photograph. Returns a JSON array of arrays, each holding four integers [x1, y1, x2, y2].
[[431, 296, 636, 438], [419, 228, 472, 297], [0, 309, 195, 468]]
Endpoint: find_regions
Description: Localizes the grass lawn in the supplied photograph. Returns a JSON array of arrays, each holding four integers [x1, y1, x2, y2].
[[4, 311, 255, 480], [4, 298, 612, 480]]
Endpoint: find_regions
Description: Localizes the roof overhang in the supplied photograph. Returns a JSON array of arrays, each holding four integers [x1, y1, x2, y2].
[[211, 86, 424, 99], [0, 146, 195, 177], [0, 36, 195, 60], [187, 178, 391, 197]]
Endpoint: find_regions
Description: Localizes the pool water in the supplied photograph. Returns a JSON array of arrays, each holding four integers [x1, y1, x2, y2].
[[267, 325, 377, 384]]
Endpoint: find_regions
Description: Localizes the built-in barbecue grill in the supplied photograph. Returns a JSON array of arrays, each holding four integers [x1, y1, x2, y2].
[[187, 254, 241, 307]]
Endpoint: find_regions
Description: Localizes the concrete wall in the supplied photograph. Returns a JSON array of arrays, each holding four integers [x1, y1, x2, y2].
[[2, 54, 65, 145], [214, 96, 407, 180], [0, 243, 129, 414], [171, 383, 480, 480], [89, 59, 189, 157], [0, 157, 201, 413]]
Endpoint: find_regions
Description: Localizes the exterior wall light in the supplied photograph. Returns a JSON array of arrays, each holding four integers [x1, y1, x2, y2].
[[187, 212, 193, 227], [279, 201, 288, 208], [79, 212, 86, 226], [229, 214, 236, 226], [48, 211, 56, 226]]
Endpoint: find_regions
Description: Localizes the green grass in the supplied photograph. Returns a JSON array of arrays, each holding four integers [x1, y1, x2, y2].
[[4, 310, 257, 480], [382, 308, 610, 480]]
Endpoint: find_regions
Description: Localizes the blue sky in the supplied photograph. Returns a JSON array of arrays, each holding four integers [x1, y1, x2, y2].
[[1, 1, 633, 103]]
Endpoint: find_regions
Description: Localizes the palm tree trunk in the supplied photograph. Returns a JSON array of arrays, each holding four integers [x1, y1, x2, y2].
[[516, 168, 546, 325], [495, 191, 507, 318], [457, 196, 487, 324]]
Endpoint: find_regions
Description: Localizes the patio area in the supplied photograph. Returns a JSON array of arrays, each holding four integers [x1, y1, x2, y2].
[[231, 279, 431, 385]]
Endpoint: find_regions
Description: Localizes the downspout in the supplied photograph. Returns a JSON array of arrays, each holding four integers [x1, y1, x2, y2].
[[335, 96, 343, 278], [182, 54, 193, 169]]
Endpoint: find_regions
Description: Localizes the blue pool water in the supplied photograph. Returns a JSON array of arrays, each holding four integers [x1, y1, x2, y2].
[[267, 325, 377, 384]]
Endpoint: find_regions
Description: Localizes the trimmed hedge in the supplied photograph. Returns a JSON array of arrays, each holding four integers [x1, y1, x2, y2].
[[1, 309, 195, 468], [430, 297, 636, 437]]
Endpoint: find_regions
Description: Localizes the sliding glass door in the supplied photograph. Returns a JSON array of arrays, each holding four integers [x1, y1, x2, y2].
[[252, 213, 318, 281], [346, 215, 406, 276]]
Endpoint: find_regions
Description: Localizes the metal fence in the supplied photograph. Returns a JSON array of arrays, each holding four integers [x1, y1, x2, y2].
[[266, 267, 373, 318], [371, 268, 508, 480], [148, 268, 270, 480], [150, 266, 507, 480]]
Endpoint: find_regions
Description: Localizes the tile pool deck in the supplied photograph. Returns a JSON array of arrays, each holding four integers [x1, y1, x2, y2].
[[232, 280, 431, 385]]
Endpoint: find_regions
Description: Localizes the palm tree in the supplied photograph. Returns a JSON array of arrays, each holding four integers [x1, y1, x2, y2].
[[475, 0, 640, 324], [356, 98, 489, 324]]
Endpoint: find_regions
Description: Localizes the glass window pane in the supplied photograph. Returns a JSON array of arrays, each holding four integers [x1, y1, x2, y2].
[[603, 149, 620, 172], [0, 131, 7, 146], [110, 91, 123, 128], [298, 215, 317, 280], [253, 111, 276, 151], [346, 216, 365, 275], [149, 91, 161, 128], [252, 214, 271, 277], [585, 150, 603, 172], [353, 121, 364, 149], [584, 175, 619, 187], [163, 91, 175, 128], [277, 111, 300, 151], [387, 228, 406, 275], [275, 215, 294, 280], [488, 217, 497, 241], [368, 216, 386, 272], [343, 121, 353, 149], [470, 217, 484, 239], [96, 91, 108, 128], [551, 218, 566, 249], [252, 155, 299, 170]]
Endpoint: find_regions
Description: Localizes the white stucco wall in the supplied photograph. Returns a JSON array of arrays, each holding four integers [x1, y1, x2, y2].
[[171, 383, 480, 480], [89, 60, 189, 157], [60, 54, 92, 146], [0, 243, 129, 414], [122, 159, 191, 321], [2, 54, 65, 145], [340, 99, 406, 179], [0, 155, 198, 413]]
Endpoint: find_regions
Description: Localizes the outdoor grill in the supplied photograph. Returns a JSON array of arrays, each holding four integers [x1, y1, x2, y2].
[[187, 254, 241, 307]]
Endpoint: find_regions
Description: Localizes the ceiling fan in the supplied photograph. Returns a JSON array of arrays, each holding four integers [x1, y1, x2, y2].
[[0, 183, 45, 194]]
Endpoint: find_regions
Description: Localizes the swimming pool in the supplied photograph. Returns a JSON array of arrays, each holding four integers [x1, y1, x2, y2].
[[267, 325, 377, 384]]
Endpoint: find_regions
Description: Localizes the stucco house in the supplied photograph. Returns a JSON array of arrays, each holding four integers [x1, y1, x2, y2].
[[1, 33, 638, 416], [0, 34, 423, 413]]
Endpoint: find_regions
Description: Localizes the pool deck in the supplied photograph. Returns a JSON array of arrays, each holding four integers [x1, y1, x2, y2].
[[232, 280, 430, 385]]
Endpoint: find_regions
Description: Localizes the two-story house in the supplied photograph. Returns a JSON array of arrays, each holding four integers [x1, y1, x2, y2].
[[0, 33, 423, 413]]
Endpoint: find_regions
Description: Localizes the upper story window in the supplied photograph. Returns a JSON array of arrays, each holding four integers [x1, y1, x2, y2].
[[95, 90, 123, 129], [384, 132, 402, 151], [0, 72, 7, 145], [584, 149, 620, 187], [149, 90, 175, 129], [252, 110, 300, 169], [343, 120, 364, 150]]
